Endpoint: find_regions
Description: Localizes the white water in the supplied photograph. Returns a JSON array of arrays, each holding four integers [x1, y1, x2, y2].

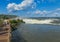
[[11, 17, 60, 25], [23, 19, 55, 24]]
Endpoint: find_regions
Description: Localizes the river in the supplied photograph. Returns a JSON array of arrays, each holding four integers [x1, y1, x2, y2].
[[11, 23, 60, 42]]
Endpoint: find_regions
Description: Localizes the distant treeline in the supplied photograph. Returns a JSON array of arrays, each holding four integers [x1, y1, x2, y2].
[[0, 14, 17, 19], [28, 17, 60, 20]]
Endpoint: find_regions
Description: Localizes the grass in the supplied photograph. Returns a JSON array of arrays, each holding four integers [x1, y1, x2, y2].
[[0, 20, 4, 27]]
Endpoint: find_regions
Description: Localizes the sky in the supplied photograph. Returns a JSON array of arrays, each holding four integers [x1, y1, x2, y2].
[[0, 0, 60, 17]]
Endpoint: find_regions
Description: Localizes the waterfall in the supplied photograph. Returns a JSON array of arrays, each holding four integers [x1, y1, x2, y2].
[[23, 19, 54, 24]]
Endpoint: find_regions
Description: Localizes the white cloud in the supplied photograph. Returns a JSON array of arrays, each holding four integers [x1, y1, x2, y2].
[[35, 10, 41, 14], [31, 8, 60, 17], [33, 10, 50, 14], [7, 0, 34, 12], [56, 8, 60, 11]]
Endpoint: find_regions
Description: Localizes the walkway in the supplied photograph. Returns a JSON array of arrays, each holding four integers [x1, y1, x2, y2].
[[0, 22, 11, 42]]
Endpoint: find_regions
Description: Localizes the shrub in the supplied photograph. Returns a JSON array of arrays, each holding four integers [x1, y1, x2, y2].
[[9, 19, 25, 31]]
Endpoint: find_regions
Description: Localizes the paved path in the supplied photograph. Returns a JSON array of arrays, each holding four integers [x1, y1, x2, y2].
[[0, 23, 11, 42]]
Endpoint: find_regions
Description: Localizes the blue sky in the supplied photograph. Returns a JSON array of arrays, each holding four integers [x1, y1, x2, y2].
[[0, 0, 60, 17]]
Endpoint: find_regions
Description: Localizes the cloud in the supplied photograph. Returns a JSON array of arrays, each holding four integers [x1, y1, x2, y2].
[[7, 0, 34, 12], [31, 2, 36, 9], [50, 8, 60, 16], [30, 8, 60, 17], [56, 8, 60, 11], [33, 10, 50, 14]]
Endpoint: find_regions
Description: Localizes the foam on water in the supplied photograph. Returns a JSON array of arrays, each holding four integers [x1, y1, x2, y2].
[[23, 19, 54, 24]]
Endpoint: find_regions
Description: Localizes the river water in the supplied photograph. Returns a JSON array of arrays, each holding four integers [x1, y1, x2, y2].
[[11, 23, 60, 42]]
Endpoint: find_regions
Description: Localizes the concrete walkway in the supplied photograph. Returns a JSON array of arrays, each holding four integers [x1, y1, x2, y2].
[[0, 21, 11, 42]]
